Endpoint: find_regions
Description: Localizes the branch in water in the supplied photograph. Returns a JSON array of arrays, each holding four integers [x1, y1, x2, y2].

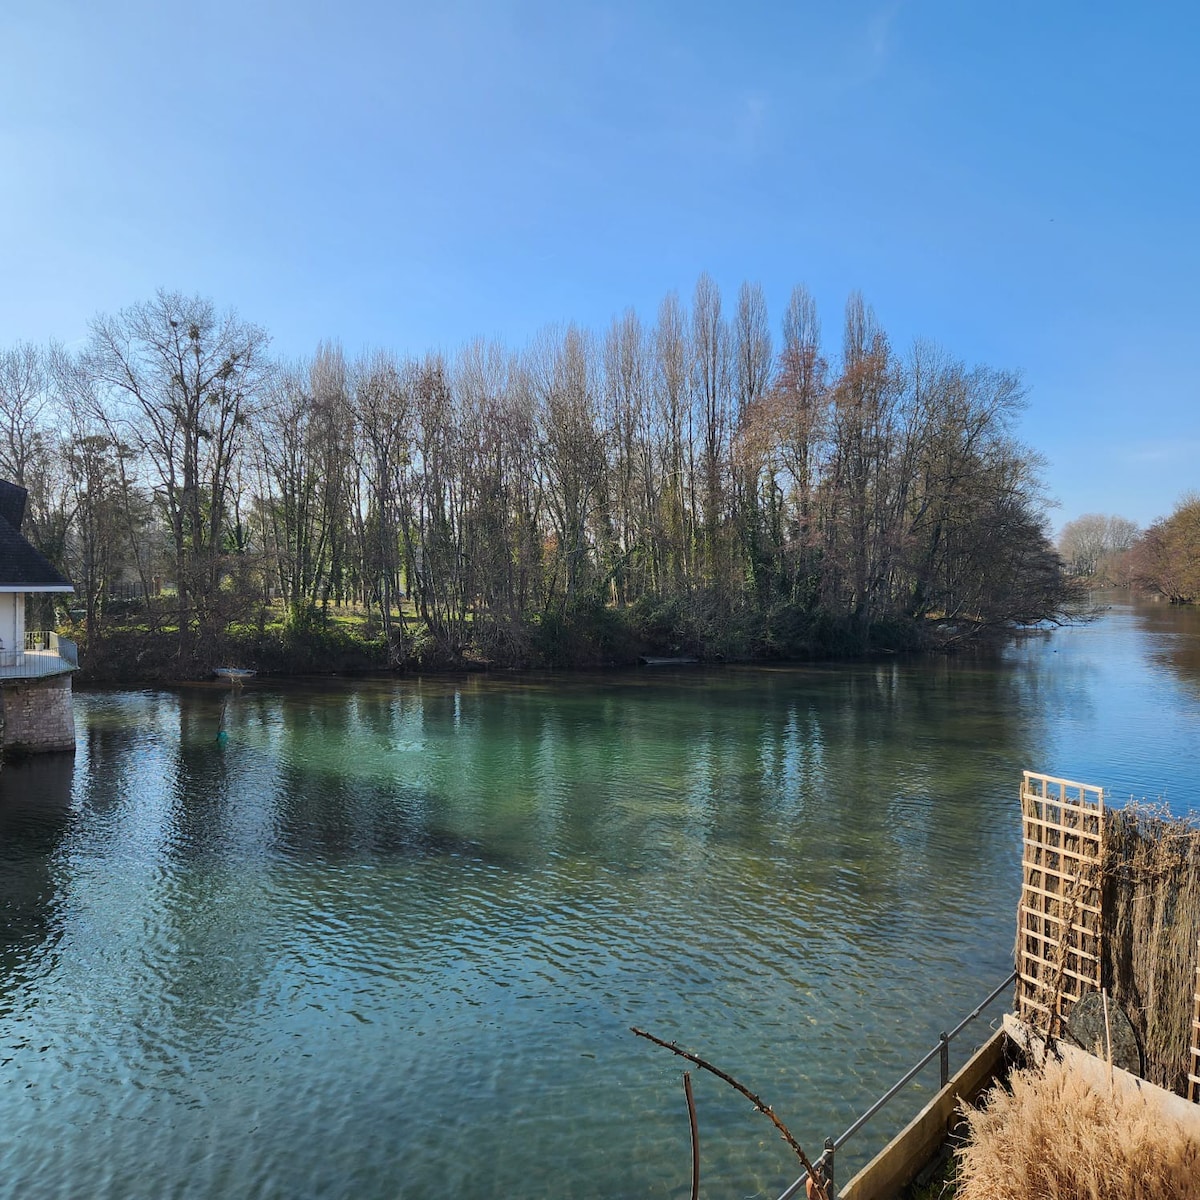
[[684, 1071, 700, 1200], [631, 1026, 829, 1200]]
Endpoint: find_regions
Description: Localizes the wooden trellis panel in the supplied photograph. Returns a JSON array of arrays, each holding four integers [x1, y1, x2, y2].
[[1189, 937, 1200, 1103], [1016, 771, 1105, 1034]]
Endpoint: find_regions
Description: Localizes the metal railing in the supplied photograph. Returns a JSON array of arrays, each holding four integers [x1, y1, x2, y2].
[[778, 970, 1016, 1199], [0, 631, 78, 678]]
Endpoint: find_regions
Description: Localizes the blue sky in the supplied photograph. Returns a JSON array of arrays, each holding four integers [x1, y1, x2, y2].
[[2, 1, 1196, 529]]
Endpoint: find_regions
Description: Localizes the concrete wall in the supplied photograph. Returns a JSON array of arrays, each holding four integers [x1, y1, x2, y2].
[[1, 673, 76, 755]]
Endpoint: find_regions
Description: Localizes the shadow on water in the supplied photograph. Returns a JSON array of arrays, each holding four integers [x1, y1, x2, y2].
[[1136, 596, 1200, 703], [0, 753, 76, 991]]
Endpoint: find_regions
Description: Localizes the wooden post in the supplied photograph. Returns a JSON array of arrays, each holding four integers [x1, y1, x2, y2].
[[1189, 936, 1200, 1104]]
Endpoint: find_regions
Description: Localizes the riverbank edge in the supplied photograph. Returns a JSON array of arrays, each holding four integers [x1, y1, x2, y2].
[[66, 612, 1038, 687]]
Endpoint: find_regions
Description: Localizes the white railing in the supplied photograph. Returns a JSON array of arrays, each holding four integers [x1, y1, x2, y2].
[[0, 631, 78, 679]]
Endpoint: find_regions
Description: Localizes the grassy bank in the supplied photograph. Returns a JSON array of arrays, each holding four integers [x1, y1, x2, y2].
[[66, 596, 949, 686]]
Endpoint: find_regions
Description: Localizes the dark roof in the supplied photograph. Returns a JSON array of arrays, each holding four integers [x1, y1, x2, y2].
[[0, 480, 25, 529], [0, 480, 73, 590]]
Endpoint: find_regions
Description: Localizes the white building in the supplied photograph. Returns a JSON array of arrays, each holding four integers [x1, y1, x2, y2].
[[0, 480, 77, 753]]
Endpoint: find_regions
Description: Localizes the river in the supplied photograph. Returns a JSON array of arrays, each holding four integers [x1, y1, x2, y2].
[[1, 593, 1198, 1198]]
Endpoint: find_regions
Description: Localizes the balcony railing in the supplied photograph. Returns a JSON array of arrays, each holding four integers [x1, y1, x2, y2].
[[0, 631, 78, 679]]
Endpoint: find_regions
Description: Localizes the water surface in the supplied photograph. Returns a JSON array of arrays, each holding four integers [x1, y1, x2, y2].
[[1, 594, 1197, 1198]]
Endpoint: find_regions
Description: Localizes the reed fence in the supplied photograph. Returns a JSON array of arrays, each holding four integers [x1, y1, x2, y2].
[[1016, 773, 1200, 1096], [1190, 937, 1200, 1104]]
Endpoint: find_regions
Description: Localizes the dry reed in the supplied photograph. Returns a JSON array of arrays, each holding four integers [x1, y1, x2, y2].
[[1100, 804, 1200, 1093], [956, 1056, 1200, 1200]]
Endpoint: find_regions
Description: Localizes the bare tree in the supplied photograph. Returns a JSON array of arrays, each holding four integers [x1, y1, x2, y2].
[[602, 310, 652, 604], [1058, 512, 1140, 580], [19, 277, 1086, 670], [653, 292, 693, 589], [454, 339, 539, 655], [254, 362, 320, 620], [54, 355, 145, 633], [690, 273, 732, 589], [731, 281, 773, 598], [84, 291, 268, 654], [528, 327, 607, 611], [901, 345, 1062, 627], [353, 350, 411, 649], [1129, 495, 1200, 603], [0, 342, 49, 486], [738, 284, 828, 605], [820, 294, 904, 634], [0, 341, 72, 570]]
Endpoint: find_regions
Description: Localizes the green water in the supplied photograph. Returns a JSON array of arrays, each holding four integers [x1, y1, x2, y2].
[[1, 595, 1198, 1198]]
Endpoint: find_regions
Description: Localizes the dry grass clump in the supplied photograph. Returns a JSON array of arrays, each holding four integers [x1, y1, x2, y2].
[[956, 1056, 1200, 1200]]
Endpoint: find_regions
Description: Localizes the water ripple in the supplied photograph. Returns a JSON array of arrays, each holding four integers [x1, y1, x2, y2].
[[0, 601, 1196, 1197]]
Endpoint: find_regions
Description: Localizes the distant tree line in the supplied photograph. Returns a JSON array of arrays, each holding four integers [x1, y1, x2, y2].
[[1, 280, 1081, 673], [1057, 513, 1141, 584], [1058, 498, 1200, 604]]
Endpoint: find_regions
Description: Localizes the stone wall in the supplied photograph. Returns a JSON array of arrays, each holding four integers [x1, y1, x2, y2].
[[0, 673, 76, 755]]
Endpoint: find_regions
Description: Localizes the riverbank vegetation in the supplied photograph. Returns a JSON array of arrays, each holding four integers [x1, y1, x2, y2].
[[1058, 497, 1200, 603], [1128, 495, 1200, 604], [1057, 512, 1141, 585], [2, 281, 1081, 679]]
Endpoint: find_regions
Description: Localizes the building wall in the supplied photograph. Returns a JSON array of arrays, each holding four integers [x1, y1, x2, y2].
[[1, 674, 76, 755], [0, 593, 19, 663]]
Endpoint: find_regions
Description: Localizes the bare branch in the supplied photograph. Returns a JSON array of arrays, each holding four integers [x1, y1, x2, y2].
[[631, 1026, 829, 1200]]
